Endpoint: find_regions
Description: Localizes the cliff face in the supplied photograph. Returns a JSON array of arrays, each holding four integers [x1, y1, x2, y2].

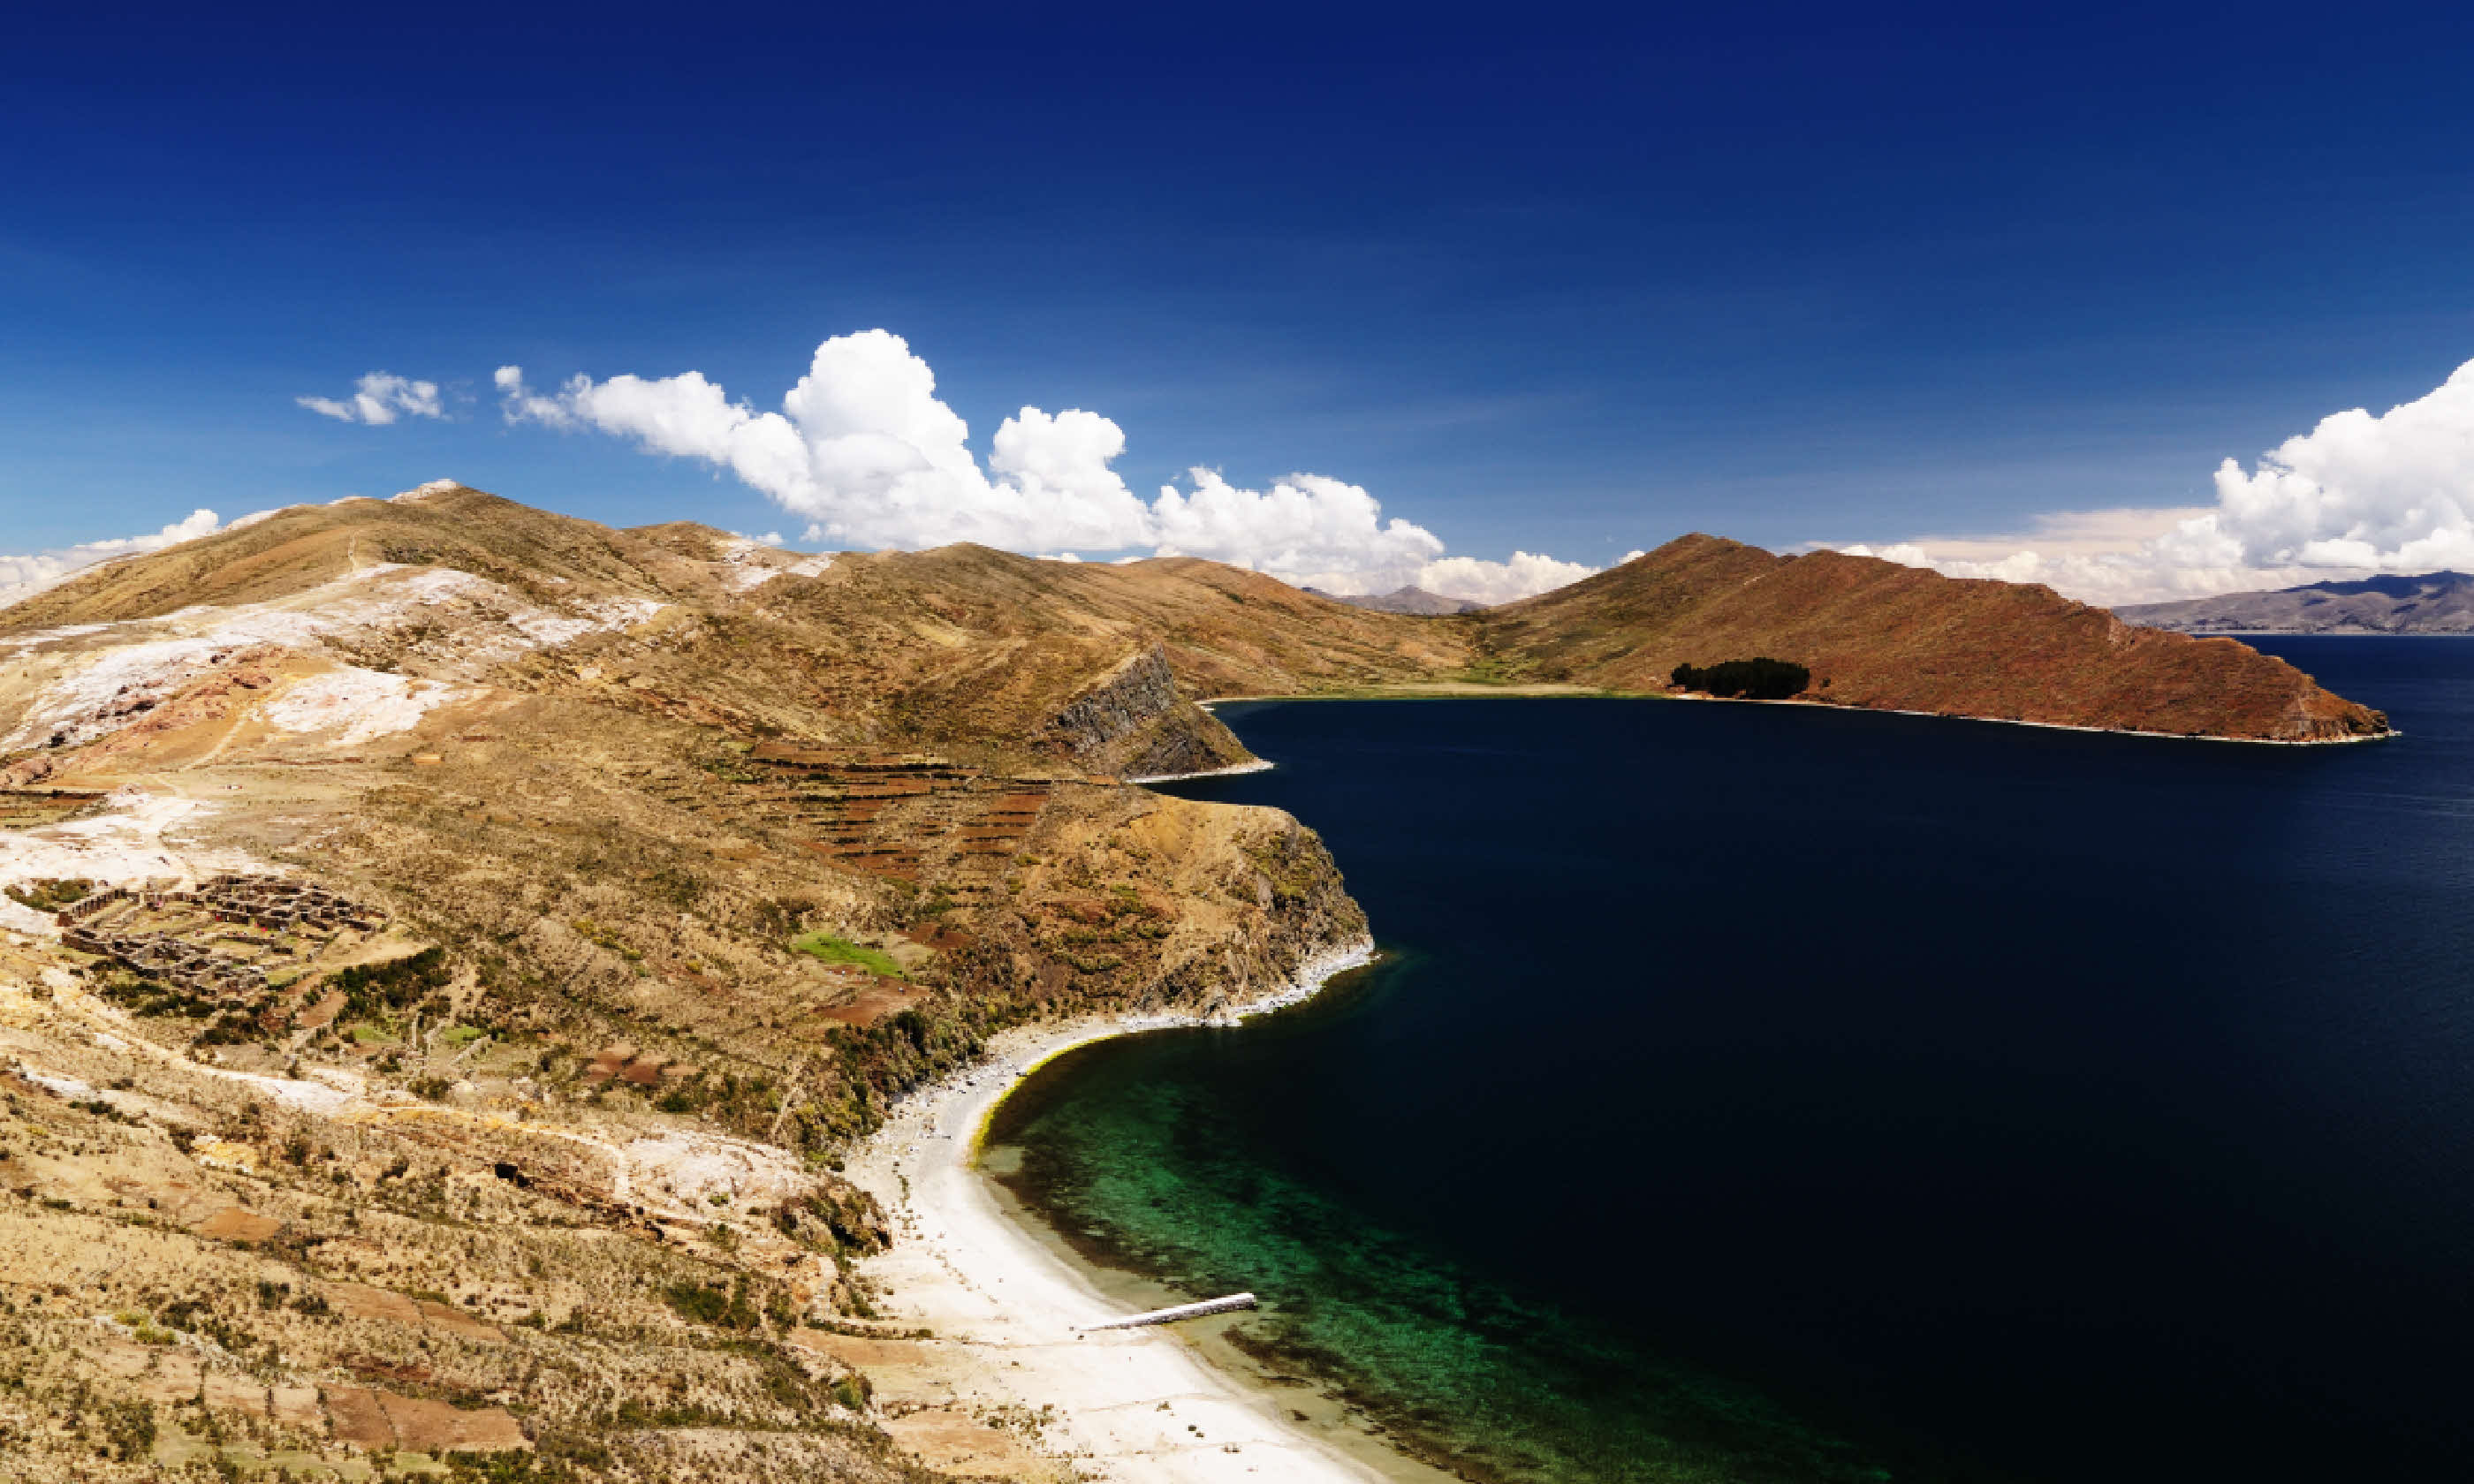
[[1043, 644, 1251, 778], [1482, 536, 2391, 741]]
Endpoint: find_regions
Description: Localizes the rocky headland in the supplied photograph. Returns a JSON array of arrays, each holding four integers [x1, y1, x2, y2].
[[1484, 534, 2390, 741]]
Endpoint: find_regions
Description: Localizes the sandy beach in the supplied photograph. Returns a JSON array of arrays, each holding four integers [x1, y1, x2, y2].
[[838, 940, 1449, 1483]]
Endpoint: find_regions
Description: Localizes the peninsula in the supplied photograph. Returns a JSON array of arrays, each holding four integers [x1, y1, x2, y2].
[[0, 482, 2390, 1481]]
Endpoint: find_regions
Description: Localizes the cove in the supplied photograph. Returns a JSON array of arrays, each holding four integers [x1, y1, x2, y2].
[[983, 638, 2474, 1483]]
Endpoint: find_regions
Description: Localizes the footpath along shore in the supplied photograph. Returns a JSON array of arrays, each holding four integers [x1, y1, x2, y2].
[[840, 940, 1449, 1484]]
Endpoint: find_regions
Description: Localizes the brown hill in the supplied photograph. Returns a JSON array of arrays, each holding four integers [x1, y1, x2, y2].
[[1483, 535, 2388, 741], [1, 482, 1480, 779], [0, 484, 1397, 1481], [0, 488, 2396, 1480], [3, 490, 2392, 753]]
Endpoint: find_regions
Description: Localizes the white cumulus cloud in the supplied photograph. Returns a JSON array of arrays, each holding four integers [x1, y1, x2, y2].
[[1412, 550, 1602, 606], [497, 329, 1597, 601], [1148, 469, 1446, 592], [1828, 357, 2474, 607], [297, 372, 444, 425], [0, 509, 228, 610]]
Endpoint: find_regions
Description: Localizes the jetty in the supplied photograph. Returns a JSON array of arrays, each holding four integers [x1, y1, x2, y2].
[[1075, 1292, 1256, 1331]]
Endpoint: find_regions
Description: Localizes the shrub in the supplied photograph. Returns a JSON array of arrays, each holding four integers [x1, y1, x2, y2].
[[99, 1399, 156, 1462], [1670, 657, 1810, 700], [330, 946, 451, 1013], [664, 1277, 758, 1329], [4, 877, 92, 912]]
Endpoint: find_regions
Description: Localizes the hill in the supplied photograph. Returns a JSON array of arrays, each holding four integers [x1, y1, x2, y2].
[[1480, 535, 2388, 742], [0, 485, 1400, 1481], [0, 487, 2392, 1480], [2116, 572, 2474, 634]]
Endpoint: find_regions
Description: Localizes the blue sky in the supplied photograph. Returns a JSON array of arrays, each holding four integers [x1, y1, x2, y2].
[[6, 3, 2474, 602]]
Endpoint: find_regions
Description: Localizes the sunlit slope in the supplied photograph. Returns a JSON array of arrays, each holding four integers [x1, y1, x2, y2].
[[1481, 534, 2390, 741], [1, 482, 1484, 773], [4, 487, 2389, 743]]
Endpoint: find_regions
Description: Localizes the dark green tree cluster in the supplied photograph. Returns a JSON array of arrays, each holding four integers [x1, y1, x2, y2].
[[1669, 657, 1810, 699]]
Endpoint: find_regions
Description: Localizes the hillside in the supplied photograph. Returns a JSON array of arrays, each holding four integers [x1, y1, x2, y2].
[[0, 487, 2394, 1481], [0, 486, 1393, 1482], [2117, 572, 2474, 634], [0, 483, 1476, 776], [1481, 535, 2389, 741]]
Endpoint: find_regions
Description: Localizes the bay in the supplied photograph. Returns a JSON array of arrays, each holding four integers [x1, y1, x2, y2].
[[983, 637, 2474, 1482]]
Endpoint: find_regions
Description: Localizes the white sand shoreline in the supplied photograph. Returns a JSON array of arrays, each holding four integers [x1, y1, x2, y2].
[[1125, 758, 1276, 785], [844, 938, 1420, 1482]]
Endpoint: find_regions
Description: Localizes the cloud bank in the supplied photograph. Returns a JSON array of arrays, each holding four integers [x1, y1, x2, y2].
[[0, 509, 226, 610], [1416, 549, 1603, 604], [497, 330, 1594, 601], [1833, 357, 2474, 607], [298, 372, 444, 425]]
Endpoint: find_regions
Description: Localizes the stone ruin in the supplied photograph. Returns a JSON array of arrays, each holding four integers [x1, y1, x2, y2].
[[56, 873, 390, 1006]]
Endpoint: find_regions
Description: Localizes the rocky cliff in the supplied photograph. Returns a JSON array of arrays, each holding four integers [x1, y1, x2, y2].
[[1043, 644, 1251, 778]]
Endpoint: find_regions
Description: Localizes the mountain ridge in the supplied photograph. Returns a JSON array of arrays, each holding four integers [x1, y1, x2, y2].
[[2117, 571, 2474, 634], [6, 486, 2388, 745], [1302, 584, 1488, 615]]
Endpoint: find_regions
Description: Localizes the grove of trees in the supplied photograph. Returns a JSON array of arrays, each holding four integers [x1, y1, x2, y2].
[[1668, 657, 1811, 699]]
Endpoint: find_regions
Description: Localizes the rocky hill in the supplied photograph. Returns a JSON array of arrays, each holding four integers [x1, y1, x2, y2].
[[1480, 535, 2389, 741], [2117, 572, 2474, 634], [0, 485, 1387, 1482], [0, 487, 2394, 1480]]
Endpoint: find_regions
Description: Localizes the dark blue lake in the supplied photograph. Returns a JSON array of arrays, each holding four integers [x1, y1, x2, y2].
[[984, 638, 2474, 1482]]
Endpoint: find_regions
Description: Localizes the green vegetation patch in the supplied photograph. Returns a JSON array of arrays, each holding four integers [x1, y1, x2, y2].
[[789, 932, 905, 980], [662, 1277, 759, 1330], [569, 918, 642, 961], [4, 876, 94, 912]]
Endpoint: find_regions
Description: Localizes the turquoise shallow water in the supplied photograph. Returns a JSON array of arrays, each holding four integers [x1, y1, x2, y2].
[[983, 643, 2474, 1483], [990, 987, 1896, 1484]]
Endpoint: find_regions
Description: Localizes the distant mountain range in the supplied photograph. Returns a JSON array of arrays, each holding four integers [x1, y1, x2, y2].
[[1302, 584, 1488, 615], [2117, 572, 2474, 634]]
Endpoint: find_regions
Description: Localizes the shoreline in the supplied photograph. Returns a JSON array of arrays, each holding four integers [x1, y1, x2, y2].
[[1125, 758, 1276, 785], [1200, 686, 2394, 746], [842, 937, 1442, 1483], [2144, 629, 2474, 638]]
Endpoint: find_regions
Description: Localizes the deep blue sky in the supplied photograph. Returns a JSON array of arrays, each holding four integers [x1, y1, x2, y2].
[[6, 2, 2472, 564]]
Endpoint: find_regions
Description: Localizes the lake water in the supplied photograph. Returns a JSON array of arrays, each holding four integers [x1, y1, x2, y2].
[[983, 638, 2474, 1483]]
